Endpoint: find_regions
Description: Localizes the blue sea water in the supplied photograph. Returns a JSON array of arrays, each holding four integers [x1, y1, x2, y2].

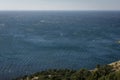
[[0, 11, 120, 79]]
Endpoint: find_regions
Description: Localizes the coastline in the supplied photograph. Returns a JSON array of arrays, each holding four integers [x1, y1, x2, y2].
[[14, 60, 120, 80], [109, 60, 120, 71]]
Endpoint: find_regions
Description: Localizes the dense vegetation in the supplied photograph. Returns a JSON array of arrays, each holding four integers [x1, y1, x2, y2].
[[14, 65, 120, 80]]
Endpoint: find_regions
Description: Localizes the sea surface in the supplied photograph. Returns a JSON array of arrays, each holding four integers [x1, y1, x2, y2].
[[0, 11, 120, 79]]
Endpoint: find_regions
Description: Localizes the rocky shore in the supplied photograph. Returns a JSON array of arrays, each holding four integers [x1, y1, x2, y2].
[[14, 61, 120, 80], [109, 60, 120, 71]]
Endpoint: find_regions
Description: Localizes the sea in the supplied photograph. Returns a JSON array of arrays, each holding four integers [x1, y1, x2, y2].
[[0, 11, 120, 80]]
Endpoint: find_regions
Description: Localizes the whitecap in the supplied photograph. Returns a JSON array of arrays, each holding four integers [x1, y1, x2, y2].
[[60, 33, 64, 36], [25, 36, 50, 43], [0, 24, 5, 30], [29, 38, 46, 42], [40, 20, 45, 23]]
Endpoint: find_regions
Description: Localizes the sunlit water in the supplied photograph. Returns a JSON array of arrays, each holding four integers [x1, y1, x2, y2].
[[0, 11, 120, 80]]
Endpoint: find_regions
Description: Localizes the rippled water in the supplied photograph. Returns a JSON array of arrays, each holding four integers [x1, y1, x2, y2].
[[0, 11, 120, 80]]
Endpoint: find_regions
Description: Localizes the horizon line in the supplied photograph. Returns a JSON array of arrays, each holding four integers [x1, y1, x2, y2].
[[0, 9, 120, 11]]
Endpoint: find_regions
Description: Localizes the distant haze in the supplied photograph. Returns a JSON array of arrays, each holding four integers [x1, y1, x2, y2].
[[0, 0, 120, 10]]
